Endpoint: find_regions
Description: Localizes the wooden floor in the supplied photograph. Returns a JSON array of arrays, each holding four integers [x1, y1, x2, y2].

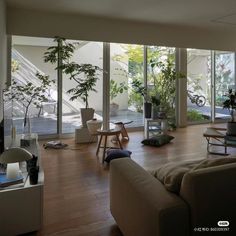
[[36, 123, 236, 236]]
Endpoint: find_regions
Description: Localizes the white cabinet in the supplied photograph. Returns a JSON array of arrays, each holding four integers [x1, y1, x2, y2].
[[0, 135, 44, 235]]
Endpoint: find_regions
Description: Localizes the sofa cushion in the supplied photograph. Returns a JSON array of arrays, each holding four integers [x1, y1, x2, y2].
[[192, 157, 236, 170], [151, 159, 203, 193], [151, 157, 236, 194], [141, 134, 174, 147], [105, 149, 132, 163]]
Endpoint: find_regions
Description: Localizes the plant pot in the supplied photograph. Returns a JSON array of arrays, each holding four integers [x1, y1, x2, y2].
[[80, 108, 94, 127], [110, 103, 119, 116], [227, 122, 236, 136], [87, 118, 103, 135], [144, 102, 152, 118], [152, 105, 159, 119]]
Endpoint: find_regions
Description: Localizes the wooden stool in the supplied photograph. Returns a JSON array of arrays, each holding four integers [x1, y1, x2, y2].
[[113, 121, 133, 141], [96, 129, 123, 163]]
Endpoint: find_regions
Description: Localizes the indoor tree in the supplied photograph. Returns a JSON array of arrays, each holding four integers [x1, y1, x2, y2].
[[44, 36, 102, 126], [44, 37, 101, 109], [4, 72, 55, 128]]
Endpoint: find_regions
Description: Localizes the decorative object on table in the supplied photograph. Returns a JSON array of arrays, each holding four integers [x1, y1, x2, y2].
[[26, 154, 38, 172], [131, 79, 152, 118], [20, 133, 38, 148], [110, 79, 128, 116], [0, 147, 32, 180], [223, 88, 236, 136], [44, 36, 102, 128], [141, 134, 174, 147], [43, 140, 68, 149], [4, 72, 55, 136], [105, 149, 132, 163], [28, 166, 39, 185]]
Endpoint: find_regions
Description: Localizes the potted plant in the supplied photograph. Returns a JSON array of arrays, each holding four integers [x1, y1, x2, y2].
[[131, 79, 152, 118], [110, 79, 128, 116], [4, 72, 55, 135], [151, 95, 160, 119], [223, 88, 236, 135], [44, 37, 101, 127]]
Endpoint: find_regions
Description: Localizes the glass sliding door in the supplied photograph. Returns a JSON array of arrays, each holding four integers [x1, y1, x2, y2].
[[110, 43, 144, 128], [214, 51, 235, 121], [5, 36, 57, 136], [147, 46, 176, 128], [187, 49, 211, 123], [62, 40, 103, 133]]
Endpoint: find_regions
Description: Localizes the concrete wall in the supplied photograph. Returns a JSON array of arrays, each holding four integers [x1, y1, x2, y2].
[[7, 8, 236, 52], [0, 0, 7, 121]]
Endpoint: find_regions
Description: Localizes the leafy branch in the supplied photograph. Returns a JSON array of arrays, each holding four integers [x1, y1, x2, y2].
[[4, 72, 55, 126], [44, 37, 101, 108]]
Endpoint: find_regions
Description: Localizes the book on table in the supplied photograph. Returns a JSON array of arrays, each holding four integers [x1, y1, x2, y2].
[[0, 173, 24, 188]]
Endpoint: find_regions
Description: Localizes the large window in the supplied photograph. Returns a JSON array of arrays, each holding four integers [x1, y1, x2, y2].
[[6, 36, 235, 137], [147, 46, 176, 129], [5, 36, 57, 136], [187, 49, 235, 123], [215, 51, 235, 121], [62, 40, 103, 133], [187, 49, 211, 123], [110, 43, 144, 128]]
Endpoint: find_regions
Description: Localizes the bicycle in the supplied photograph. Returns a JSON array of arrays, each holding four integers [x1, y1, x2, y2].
[[187, 90, 206, 107]]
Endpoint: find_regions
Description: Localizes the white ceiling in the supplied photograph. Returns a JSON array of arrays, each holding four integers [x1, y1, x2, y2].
[[6, 0, 236, 30]]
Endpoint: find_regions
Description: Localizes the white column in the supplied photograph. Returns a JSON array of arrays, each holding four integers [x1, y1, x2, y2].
[[103, 42, 110, 130], [176, 48, 187, 127]]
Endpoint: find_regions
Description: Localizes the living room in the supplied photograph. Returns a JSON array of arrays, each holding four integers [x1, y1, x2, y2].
[[1, 1, 236, 235]]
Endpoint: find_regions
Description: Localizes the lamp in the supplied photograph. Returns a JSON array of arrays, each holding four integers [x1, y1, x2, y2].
[[0, 147, 32, 179]]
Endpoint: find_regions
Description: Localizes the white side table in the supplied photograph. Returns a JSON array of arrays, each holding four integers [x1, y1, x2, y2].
[[144, 118, 168, 139]]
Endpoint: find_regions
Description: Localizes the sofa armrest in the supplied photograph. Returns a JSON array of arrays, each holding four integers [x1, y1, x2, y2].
[[180, 163, 236, 234], [110, 158, 189, 236]]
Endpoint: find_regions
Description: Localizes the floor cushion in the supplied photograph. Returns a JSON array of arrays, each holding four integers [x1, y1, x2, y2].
[[105, 149, 132, 163], [141, 134, 174, 147]]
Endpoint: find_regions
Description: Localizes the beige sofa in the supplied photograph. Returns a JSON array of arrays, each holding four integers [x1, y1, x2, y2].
[[110, 158, 236, 236]]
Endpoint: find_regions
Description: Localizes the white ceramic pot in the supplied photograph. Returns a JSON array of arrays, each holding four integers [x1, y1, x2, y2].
[[110, 103, 119, 116], [87, 119, 103, 135], [81, 108, 94, 127]]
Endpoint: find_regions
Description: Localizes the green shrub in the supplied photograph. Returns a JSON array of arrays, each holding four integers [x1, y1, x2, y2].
[[187, 109, 205, 121]]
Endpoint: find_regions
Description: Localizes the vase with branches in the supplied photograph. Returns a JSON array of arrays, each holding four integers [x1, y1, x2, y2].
[[4, 72, 55, 133]]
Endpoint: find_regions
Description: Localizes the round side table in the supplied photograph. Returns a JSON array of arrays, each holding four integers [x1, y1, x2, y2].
[[96, 129, 123, 163]]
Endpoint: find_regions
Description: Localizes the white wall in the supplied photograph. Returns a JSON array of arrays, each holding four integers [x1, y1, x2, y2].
[[13, 41, 129, 112], [7, 8, 236, 52], [0, 0, 7, 121]]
